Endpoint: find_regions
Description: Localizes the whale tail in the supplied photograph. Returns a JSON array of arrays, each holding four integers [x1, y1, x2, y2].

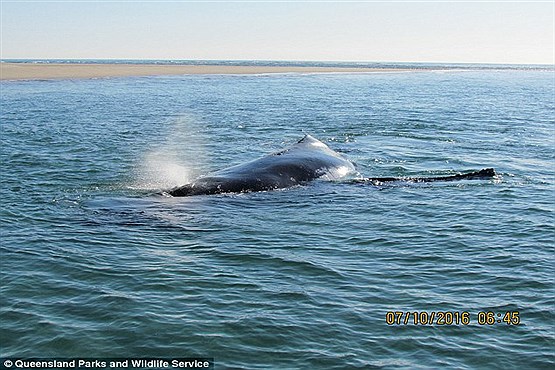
[[355, 168, 497, 184]]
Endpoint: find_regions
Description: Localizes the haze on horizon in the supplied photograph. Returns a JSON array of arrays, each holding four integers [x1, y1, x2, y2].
[[1, 1, 553, 65]]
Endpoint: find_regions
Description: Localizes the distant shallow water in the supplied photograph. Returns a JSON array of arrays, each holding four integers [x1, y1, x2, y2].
[[2, 58, 554, 71], [1, 69, 554, 369]]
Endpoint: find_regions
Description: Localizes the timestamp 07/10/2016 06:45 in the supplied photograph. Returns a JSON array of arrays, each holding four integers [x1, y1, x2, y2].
[[385, 311, 521, 326]]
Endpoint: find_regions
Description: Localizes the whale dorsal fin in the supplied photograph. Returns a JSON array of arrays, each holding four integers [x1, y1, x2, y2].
[[297, 134, 329, 149], [298, 134, 315, 143]]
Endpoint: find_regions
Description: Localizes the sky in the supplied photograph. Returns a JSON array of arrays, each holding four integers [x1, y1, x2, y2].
[[1, 0, 554, 65]]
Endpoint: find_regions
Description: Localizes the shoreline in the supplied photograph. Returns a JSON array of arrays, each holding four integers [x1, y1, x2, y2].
[[0, 62, 416, 81]]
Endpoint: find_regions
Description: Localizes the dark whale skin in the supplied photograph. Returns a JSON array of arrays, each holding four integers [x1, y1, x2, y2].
[[168, 135, 497, 197], [168, 135, 355, 196], [357, 168, 497, 184]]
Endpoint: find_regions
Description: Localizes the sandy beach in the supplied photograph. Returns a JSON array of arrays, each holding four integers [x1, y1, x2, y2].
[[0, 62, 414, 81]]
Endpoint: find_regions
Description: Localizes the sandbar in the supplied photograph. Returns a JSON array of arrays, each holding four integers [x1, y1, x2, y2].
[[0, 62, 415, 81]]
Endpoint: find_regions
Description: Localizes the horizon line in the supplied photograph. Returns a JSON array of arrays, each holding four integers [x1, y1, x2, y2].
[[2, 58, 554, 67]]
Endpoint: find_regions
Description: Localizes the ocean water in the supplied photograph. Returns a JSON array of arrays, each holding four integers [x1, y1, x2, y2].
[[1, 67, 554, 369], [4, 58, 552, 71]]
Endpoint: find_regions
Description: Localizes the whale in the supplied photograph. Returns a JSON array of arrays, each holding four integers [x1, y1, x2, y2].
[[168, 135, 496, 197], [168, 135, 355, 196], [356, 167, 497, 185]]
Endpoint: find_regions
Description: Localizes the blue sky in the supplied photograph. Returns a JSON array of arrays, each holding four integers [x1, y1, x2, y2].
[[1, 1, 553, 64]]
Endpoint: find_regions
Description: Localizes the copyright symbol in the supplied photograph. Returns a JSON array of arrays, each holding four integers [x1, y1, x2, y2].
[[4, 360, 13, 368]]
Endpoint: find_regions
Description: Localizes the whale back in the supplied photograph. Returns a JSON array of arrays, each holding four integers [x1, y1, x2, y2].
[[169, 135, 355, 196]]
